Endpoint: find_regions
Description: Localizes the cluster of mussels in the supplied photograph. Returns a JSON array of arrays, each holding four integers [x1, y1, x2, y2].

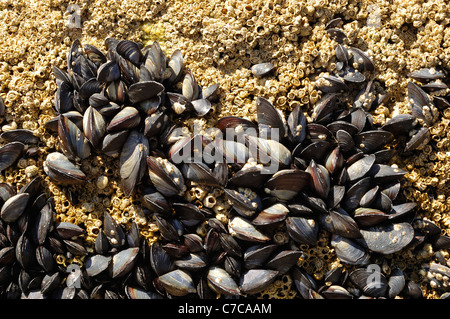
[[0, 19, 449, 299]]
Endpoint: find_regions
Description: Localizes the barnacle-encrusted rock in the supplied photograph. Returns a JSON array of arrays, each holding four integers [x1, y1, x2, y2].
[[0, 0, 448, 300]]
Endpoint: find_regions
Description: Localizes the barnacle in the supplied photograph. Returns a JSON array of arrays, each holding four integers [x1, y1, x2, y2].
[[0, 0, 448, 300]]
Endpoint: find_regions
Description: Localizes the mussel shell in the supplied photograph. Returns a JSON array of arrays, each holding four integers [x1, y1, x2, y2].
[[243, 244, 278, 270], [250, 62, 275, 77], [239, 269, 279, 295], [0, 193, 29, 223], [331, 235, 370, 266], [306, 160, 330, 199], [158, 269, 196, 297], [128, 81, 165, 104], [256, 97, 286, 138], [329, 209, 361, 238], [83, 106, 106, 150], [228, 216, 270, 243], [207, 266, 240, 296], [103, 211, 126, 249], [109, 247, 139, 278], [408, 67, 445, 81], [147, 156, 186, 197], [55, 222, 85, 239], [252, 203, 289, 226], [387, 267, 405, 298], [266, 250, 302, 274], [116, 39, 143, 66], [287, 105, 307, 144], [142, 187, 171, 215], [0, 141, 25, 172], [58, 115, 91, 160], [102, 130, 130, 158], [119, 130, 149, 196], [346, 154, 376, 182], [1, 129, 39, 145], [264, 169, 310, 201], [354, 129, 393, 154], [360, 222, 414, 254], [285, 216, 319, 246], [150, 242, 173, 277], [349, 267, 388, 298], [107, 106, 141, 133], [381, 114, 417, 135]]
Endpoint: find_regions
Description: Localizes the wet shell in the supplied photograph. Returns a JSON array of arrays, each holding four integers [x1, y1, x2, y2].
[[228, 216, 270, 243], [207, 267, 240, 296], [0, 142, 25, 172], [119, 131, 150, 196], [110, 247, 139, 278], [239, 269, 279, 295], [158, 269, 196, 297], [360, 222, 414, 254], [286, 216, 319, 246]]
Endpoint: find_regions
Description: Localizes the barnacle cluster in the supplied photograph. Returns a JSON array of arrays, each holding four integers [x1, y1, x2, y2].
[[0, 0, 449, 299]]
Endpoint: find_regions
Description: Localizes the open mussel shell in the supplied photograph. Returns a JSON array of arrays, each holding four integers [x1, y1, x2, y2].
[[360, 222, 414, 255], [43, 152, 87, 184]]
